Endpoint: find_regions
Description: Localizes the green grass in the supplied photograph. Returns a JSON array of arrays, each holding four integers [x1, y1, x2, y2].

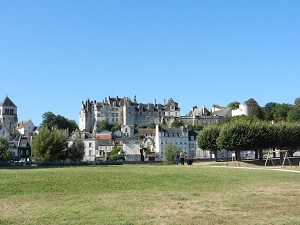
[[0, 165, 300, 225]]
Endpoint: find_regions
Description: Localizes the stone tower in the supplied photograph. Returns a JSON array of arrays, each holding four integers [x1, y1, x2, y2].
[[79, 99, 94, 132], [0, 96, 18, 132]]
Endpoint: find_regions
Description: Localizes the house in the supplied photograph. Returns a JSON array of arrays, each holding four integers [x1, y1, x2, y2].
[[16, 120, 35, 136], [155, 125, 189, 160], [9, 134, 33, 162], [0, 124, 10, 137], [68, 131, 98, 162], [122, 137, 141, 161]]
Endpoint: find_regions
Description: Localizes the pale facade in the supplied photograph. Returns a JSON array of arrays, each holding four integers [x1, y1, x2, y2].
[[79, 96, 181, 133], [155, 125, 189, 160], [16, 120, 35, 136]]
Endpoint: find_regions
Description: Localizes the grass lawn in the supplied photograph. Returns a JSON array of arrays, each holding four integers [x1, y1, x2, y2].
[[0, 164, 300, 225]]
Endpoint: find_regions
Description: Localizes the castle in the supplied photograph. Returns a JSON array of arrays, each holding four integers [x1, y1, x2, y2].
[[79, 96, 181, 133]]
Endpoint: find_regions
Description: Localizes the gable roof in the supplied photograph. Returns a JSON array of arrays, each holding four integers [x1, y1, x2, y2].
[[0, 97, 17, 107], [212, 108, 232, 117], [16, 120, 29, 129]]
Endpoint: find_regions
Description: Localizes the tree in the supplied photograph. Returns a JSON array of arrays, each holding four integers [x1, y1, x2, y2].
[[245, 98, 263, 119], [217, 122, 253, 161], [0, 137, 10, 161], [294, 98, 300, 106], [287, 109, 300, 122], [107, 146, 124, 161], [227, 101, 240, 110], [197, 125, 220, 162], [272, 104, 291, 122], [67, 136, 85, 161], [31, 127, 68, 162], [170, 120, 184, 128], [163, 143, 180, 165], [262, 102, 278, 121], [41, 111, 78, 133]]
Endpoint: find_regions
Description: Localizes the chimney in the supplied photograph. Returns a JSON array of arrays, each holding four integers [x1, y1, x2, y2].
[[154, 99, 156, 106], [164, 99, 166, 105], [116, 96, 118, 101]]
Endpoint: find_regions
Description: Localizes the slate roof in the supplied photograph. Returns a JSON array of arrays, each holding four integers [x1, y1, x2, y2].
[[212, 108, 232, 117], [0, 97, 17, 107]]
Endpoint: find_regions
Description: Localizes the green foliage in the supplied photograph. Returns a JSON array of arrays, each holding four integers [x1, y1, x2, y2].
[[170, 120, 184, 128], [111, 124, 121, 132], [197, 125, 220, 151], [272, 103, 291, 122], [223, 115, 260, 124], [294, 97, 300, 106], [67, 136, 85, 162], [138, 135, 145, 142], [0, 137, 10, 161], [245, 98, 263, 119], [107, 146, 124, 161], [187, 124, 203, 132], [227, 101, 240, 110], [41, 111, 78, 133], [262, 102, 278, 121], [163, 143, 180, 165], [287, 109, 300, 122], [147, 123, 156, 129], [32, 127, 68, 162]]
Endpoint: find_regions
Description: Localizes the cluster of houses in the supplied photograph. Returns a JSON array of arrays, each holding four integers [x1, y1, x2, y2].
[[0, 96, 251, 163]]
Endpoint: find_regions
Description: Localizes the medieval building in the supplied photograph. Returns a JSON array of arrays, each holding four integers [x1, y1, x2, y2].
[[79, 96, 181, 133]]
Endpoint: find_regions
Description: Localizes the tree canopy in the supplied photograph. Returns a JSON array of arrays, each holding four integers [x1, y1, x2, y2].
[[41, 112, 78, 133], [0, 137, 10, 161], [31, 127, 68, 162], [163, 143, 180, 165]]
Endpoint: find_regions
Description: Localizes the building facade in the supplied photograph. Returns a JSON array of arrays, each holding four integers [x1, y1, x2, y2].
[[79, 96, 181, 133]]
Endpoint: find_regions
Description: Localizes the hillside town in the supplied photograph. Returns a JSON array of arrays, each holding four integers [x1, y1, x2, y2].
[[0, 95, 250, 163]]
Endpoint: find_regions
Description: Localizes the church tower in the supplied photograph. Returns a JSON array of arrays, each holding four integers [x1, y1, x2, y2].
[[0, 96, 18, 132]]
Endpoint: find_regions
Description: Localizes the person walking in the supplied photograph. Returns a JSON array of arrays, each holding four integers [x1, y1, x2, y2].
[[180, 151, 185, 165], [175, 154, 180, 165]]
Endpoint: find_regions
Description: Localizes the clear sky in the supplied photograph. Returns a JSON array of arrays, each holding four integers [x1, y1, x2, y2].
[[1, 0, 299, 126]]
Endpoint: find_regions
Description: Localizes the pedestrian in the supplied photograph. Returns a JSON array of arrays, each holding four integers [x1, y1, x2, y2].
[[175, 154, 180, 165], [180, 151, 185, 165]]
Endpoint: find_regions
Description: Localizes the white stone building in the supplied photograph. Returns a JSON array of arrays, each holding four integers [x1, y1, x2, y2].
[[155, 125, 189, 160]]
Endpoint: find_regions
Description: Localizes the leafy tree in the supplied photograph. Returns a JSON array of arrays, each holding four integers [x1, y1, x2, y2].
[[262, 102, 278, 121], [227, 101, 240, 110], [187, 124, 203, 132], [217, 122, 253, 161], [170, 120, 184, 128], [272, 104, 291, 122], [67, 136, 85, 161], [287, 109, 300, 122], [163, 143, 180, 165], [107, 146, 124, 161], [197, 125, 220, 162], [294, 98, 300, 106], [245, 98, 263, 119], [223, 115, 260, 124], [31, 127, 68, 162], [41, 111, 78, 133], [0, 137, 10, 161]]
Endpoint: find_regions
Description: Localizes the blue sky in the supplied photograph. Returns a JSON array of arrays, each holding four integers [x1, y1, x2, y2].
[[1, 0, 299, 126]]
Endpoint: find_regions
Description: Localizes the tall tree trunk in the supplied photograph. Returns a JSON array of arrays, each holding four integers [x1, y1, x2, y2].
[[259, 149, 263, 161], [214, 149, 218, 162], [235, 149, 240, 161], [255, 149, 258, 159]]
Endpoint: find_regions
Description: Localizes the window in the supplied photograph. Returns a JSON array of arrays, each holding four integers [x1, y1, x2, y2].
[[89, 143, 92, 147], [89, 150, 92, 156]]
